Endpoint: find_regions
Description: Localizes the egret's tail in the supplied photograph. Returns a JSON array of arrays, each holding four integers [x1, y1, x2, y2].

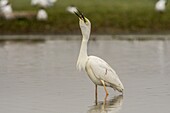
[[112, 81, 124, 93], [116, 86, 124, 93]]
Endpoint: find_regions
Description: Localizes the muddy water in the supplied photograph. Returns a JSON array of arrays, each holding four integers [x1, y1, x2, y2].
[[0, 39, 170, 113]]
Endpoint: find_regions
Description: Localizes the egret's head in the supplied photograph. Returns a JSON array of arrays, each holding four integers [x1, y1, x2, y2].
[[75, 10, 91, 39], [67, 6, 91, 39], [78, 17, 91, 39]]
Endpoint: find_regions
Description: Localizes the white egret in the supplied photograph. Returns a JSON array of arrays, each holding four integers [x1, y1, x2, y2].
[[31, 0, 57, 21], [37, 8, 48, 20], [31, 0, 57, 8], [31, 0, 38, 6], [0, 0, 14, 19], [68, 6, 124, 96], [155, 0, 167, 13]]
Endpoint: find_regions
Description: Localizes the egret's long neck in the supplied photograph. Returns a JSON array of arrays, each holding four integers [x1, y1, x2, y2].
[[77, 36, 89, 71], [80, 37, 88, 58]]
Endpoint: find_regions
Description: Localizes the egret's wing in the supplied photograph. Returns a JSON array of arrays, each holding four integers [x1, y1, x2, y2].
[[88, 56, 121, 87]]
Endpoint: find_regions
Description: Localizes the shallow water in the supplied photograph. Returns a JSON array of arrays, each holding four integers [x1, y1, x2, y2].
[[0, 39, 170, 113]]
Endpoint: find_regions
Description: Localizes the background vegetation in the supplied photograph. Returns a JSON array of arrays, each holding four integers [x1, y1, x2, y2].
[[0, 0, 170, 35]]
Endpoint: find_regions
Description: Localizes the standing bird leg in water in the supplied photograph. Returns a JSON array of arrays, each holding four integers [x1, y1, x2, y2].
[[67, 6, 124, 98], [95, 84, 97, 104]]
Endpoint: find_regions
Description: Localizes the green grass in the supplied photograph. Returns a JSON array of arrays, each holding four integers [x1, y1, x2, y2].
[[1, 0, 170, 34]]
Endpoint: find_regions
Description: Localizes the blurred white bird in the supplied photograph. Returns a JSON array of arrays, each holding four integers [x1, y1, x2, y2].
[[31, 0, 57, 21], [155, 0, 168, 13], [31, 0, 57, 8], [37, 8, 48, 20], [31, 0, 38, 6], [68, 6, 124, 96], [0, 0, 14, 19]]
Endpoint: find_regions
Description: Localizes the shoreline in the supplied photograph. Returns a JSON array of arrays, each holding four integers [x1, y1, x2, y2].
[[0, 35, 170, 41], [1, 0, 170, 37]]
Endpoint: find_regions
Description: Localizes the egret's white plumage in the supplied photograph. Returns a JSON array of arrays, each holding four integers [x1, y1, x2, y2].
[[31, 0, 57, 21], [0, 0, 8, 7], [155, 0, 167, 12], [85, 56, 124, 92], [31, 0, 57, 8], [37, 9, 48, 20], [0, 0, 14, 19], [31, 0, 38, 6], [70, 6, 124, 95]]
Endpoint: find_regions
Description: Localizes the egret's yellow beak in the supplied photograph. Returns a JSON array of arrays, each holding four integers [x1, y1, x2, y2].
[[74, 9, 87, 23]]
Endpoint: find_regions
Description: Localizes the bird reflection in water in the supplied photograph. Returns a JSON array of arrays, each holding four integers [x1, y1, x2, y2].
[[88, 95, 123, 113]]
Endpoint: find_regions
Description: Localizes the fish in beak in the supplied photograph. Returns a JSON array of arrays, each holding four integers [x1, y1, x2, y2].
[[67, 6, 86, 23]]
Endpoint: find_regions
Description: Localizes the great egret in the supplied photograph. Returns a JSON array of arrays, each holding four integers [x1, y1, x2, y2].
[[68, 6, 124, 96], [155, 0, 167, 13], [31, 0, 57, 8], [0, 0, 14, 19], [31, 0, 57, 20], [37, 8, 48, 20]]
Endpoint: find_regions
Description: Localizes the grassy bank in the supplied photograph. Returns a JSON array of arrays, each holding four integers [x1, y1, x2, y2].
[[0, 0, 170, 35]]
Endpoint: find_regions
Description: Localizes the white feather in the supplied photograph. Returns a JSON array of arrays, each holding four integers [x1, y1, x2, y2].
[[86, 56, 124, 92]]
